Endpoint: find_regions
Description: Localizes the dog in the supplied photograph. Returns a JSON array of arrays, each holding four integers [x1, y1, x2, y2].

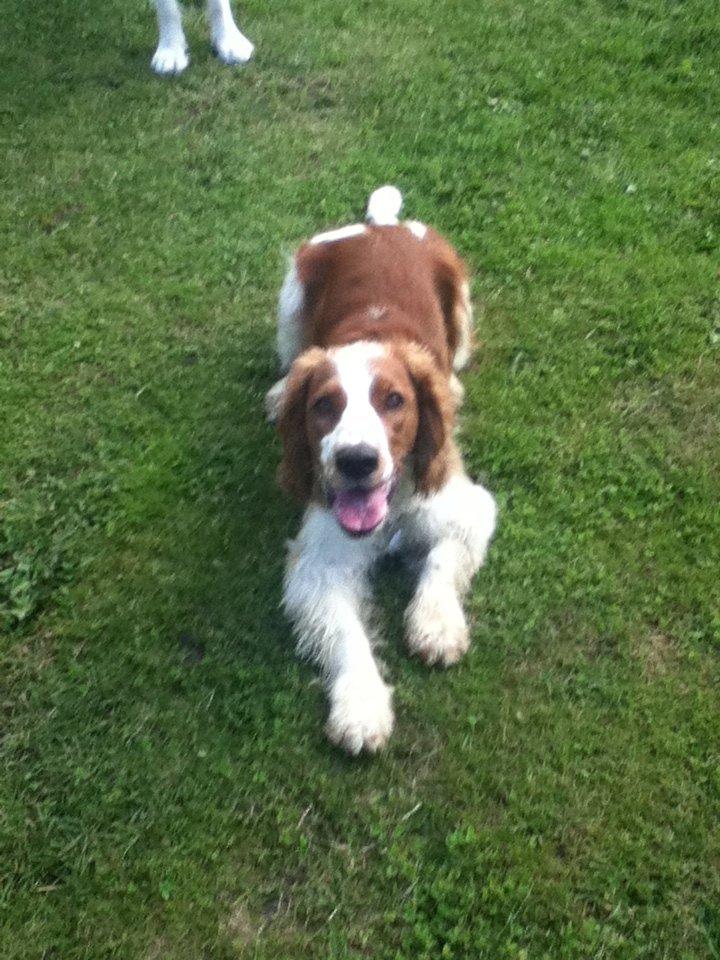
[[152, 0, 253, 75], [269, 187, 497, 755]]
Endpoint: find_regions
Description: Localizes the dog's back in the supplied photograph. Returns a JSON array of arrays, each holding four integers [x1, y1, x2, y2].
[[290, 193, 470, 374]]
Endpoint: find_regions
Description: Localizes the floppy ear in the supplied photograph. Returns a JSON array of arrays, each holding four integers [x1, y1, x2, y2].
[[276, 348, 326, 503], [403, 344, 456, 495]]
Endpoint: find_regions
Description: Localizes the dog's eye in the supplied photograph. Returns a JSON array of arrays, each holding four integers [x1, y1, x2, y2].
[[312, 395, 335, 417], [385, 391, 405, 411]]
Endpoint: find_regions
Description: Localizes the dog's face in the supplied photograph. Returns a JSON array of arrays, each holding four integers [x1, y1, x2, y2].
[[277, 341, 454, 536]]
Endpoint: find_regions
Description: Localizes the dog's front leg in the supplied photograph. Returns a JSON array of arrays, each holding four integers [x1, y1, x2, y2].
[[152, 0, 190, 75], [404, 473, 497, 667], [207, 0, 254, 65], [283, 508, 393, 754]]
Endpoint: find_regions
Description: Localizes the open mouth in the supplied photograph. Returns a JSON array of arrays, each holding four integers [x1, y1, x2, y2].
[[328, 481, 392, 537]]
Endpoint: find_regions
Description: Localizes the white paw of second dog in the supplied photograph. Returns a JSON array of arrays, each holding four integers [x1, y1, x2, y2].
[[405, 587, 469, 667], [213, 26, 254, 65], [326, 673, 394, 755], [151, 42, 190, 75]]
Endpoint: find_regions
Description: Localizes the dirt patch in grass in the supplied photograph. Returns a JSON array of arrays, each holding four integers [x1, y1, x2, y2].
[[224, 901, 260, 948], [633, 630, 678, 679]]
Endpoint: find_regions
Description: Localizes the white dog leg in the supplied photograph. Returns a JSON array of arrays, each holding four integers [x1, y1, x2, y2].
[[207, 0, 254, 65], [404, 473, 497, 666], [284, 508, 393, 754], [152, 0, 190, 75]]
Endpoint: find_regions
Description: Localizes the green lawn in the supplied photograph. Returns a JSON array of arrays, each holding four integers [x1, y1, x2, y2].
[[1, 0, 719, 956]]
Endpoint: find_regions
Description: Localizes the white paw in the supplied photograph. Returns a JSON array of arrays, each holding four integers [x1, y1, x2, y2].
[[326, 673, 394, 755], [406, 587, 469, 667], [213, 27, 254, 65], [151, 43, 189, 75]]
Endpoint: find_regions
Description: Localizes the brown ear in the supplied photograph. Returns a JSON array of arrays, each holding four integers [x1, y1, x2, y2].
[[276, 348, 326, 503], [402, 343, 456, 495]]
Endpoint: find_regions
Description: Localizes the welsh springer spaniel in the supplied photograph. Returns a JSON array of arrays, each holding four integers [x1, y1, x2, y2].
[[268, 187, 497, 755]]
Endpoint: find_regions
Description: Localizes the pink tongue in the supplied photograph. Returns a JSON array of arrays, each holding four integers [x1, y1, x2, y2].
[[333, 484, 389, 534]]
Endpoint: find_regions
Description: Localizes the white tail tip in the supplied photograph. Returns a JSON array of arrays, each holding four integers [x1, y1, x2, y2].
[[366, 185, 403, 225]]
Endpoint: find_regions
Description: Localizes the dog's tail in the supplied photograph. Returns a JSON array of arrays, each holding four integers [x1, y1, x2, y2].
[[366, 185, 403, 226]]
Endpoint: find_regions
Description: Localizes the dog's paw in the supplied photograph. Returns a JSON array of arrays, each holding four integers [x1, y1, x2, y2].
[[406, 588, 469, 667], [326, 673, 394, 755], [213, 27, 254, 65], [151, 43, 189, 75]]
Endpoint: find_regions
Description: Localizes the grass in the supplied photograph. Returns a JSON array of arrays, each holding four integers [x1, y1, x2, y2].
[[1, 0, 719, 955]]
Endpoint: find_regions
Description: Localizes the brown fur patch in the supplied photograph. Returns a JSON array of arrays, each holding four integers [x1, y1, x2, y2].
[[294, 224, 469, 371], [390, 342, 457, 494], [276, 348, 334, 503]]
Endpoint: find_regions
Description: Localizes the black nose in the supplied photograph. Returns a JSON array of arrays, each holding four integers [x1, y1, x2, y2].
[[335, 444, 379, 481]]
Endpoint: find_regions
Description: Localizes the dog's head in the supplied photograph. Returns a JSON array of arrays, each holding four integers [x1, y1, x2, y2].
[[276, 341, 455, 536]]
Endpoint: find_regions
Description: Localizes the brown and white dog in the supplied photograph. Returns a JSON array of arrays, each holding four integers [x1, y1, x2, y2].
[[269, 187, 497, 755]]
